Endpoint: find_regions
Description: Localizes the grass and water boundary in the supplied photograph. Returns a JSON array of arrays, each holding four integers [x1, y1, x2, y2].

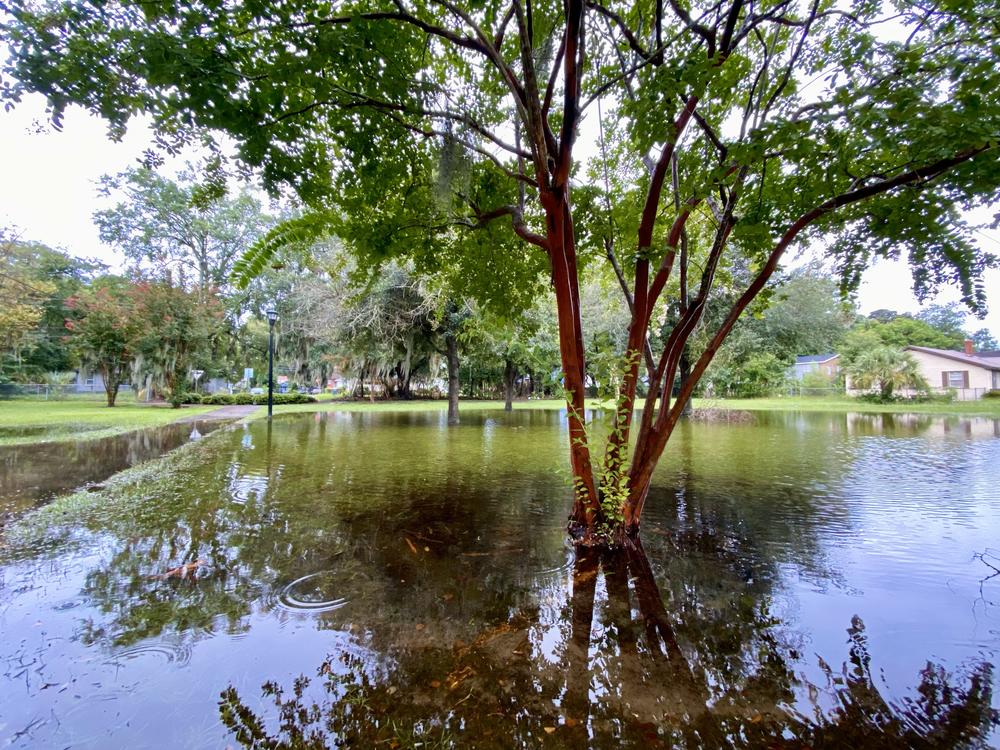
[[0, 398, 217, 445], [3, 390, 999, 447]]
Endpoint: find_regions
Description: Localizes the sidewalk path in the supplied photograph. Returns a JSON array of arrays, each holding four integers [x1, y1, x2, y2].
[[176, 405, 261, 423]]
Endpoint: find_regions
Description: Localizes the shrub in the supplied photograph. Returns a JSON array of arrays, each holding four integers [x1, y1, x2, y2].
[[854, 390, 952, 405], [800, 369, 842, 391], [191, 392, 317, 406], [983, 390, 1000, 399]]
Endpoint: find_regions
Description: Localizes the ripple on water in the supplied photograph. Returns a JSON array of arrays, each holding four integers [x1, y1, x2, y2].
[[106, 641, 193, 668], [531, 544, 576, 578], [277, 571, 350, 613], [227, 472, 270, 505]]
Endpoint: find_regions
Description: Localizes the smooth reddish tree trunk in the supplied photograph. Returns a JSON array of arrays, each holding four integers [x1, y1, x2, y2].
[[541, 188, 600, 533]]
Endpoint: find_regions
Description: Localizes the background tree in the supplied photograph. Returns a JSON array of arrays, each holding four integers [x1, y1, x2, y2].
[[64, 277, 139, 406], [94, 166, 275, 389], [468, 301, 560, 410], [0, 232, 102, 380], [95, 166, 269, 297], [915, 303, 969, 344], [845, 315, 964, 352], [130, 281, 225, 407], [970, 328, 999, 351], [707, 268, 855, 396], [853, 304, 1000, 353], [6, 0, 998, 545]]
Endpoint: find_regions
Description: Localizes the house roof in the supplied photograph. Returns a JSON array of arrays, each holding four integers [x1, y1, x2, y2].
[[977, 350, 1000, 358], [905, 346, 1000, 371], [795, 353, 838, 364]]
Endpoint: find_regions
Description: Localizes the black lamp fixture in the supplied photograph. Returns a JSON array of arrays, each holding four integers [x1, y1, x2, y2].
[[266, 308, 277, 420]]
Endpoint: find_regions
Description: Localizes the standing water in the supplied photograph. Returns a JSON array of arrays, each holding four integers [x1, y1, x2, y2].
[[0, 409, 997, 748], [0, 420, 221, 516]]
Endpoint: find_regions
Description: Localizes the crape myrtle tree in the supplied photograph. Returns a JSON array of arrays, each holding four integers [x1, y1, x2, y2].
[[4, 0, 998, 545], [64, 277, 140, 406]]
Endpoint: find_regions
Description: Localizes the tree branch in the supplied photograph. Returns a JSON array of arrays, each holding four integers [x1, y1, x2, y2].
[[467, 203, 549, 249], [585, 1, 651, 58]]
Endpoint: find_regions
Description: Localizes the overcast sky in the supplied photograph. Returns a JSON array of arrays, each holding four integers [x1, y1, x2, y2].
[[2, 92, 998, 337]]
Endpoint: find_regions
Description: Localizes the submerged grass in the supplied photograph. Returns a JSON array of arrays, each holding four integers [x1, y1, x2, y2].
[[0, 426, 232, 560], [254, 394, 1000, 419], [0, 399, 218, 446], [252, 397, 593, 419]]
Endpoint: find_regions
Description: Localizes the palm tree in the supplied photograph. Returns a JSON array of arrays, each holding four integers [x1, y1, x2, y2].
[[847, 346, 928, 400]]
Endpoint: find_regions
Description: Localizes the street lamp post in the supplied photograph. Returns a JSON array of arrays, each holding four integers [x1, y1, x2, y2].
[[266, 308, 278, 420]]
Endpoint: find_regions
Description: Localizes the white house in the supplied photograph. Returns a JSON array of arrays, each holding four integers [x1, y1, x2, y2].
[[905, 342, 1000, 400]]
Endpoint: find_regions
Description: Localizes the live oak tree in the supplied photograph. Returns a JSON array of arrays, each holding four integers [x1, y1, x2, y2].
[[4, 0, 998, 544], [130, 281, 226, 407]]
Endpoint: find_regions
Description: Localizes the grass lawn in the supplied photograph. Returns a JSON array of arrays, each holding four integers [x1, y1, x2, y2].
[[0, 397, 218, 445], [700, 395, 1000, 416], [253, 393, 1000, 420]]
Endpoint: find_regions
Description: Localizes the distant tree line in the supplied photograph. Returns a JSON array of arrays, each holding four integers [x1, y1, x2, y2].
[[2, 167, 996, 410]]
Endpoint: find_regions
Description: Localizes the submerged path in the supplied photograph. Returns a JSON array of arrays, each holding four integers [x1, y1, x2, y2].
[[176, 405, 260, 422]]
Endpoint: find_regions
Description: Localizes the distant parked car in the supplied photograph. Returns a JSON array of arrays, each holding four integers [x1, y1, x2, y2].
[[250, 387, 264, 395]]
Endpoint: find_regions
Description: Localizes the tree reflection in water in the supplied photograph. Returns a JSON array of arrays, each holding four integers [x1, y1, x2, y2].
[[219, 537, 997, 749]]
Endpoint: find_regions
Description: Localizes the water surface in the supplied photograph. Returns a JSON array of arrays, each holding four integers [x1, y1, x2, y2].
[[0, 409, 998, 748], [0, 420, 219, 516]]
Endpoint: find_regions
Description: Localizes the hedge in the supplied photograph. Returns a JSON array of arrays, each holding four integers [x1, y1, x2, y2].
[[183, 392, 317, 406]]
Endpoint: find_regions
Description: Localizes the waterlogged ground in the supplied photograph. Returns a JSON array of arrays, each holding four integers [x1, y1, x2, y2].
[[0, 420, 221, 515], [0, 409, 998, 748]]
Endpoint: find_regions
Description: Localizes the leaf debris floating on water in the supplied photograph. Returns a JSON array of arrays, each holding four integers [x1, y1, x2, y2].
[[148, 559, 206, 580]]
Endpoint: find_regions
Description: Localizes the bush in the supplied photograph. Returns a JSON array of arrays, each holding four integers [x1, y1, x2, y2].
[[728, 352, 789, 398], [983, 390, 1000, 399], [854, 389, 949, 405], [800, 369, 842, 391], [189, 392, 317, 406], [855, 392, 901, 404]]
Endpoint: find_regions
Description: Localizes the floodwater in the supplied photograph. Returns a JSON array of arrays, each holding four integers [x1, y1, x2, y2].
[[0, 409, 998, 748], [0, 421, 220, 516]]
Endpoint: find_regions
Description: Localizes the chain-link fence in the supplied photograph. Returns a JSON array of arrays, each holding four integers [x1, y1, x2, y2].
[[783, 385, 845, 397], [2, 383, 133, 399]]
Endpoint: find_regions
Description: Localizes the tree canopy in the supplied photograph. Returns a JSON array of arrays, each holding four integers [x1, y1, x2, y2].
[[94, 166, 269, 297]]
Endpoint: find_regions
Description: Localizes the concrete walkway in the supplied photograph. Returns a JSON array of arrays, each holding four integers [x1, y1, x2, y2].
[[175, 404, 261, 423]]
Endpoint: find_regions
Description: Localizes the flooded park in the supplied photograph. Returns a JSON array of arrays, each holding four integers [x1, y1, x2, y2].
[[4, 0, 1000, 742], [1, 408, 998, 748]]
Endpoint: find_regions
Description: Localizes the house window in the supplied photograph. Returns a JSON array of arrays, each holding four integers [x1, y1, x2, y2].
[[943, 370, 968, 388], [993, 371, 1000, 390]]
